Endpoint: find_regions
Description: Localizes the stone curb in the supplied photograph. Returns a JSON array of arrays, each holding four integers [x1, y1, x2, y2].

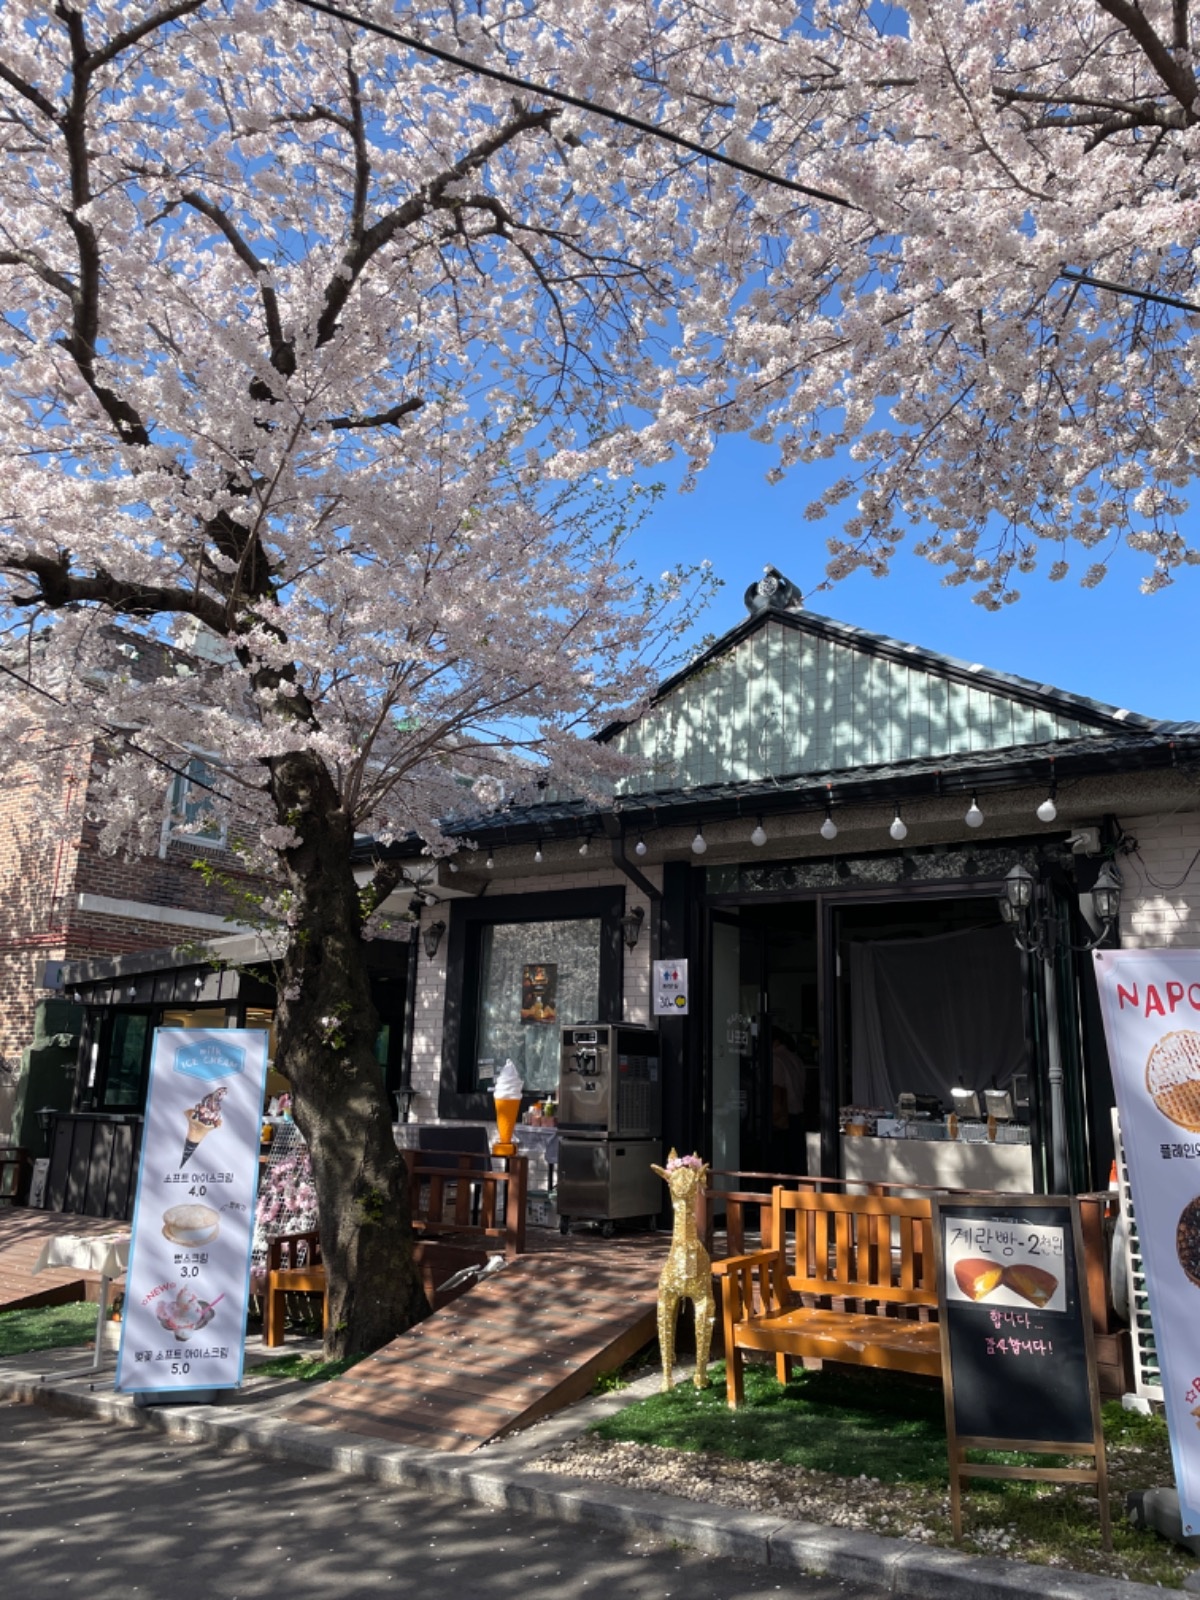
[[0, 1364, 1173, 1600]]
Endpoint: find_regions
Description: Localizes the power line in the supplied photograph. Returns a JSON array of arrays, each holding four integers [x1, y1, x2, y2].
[[1060, 268, 1200, 318], [284, 0, 853, 209], [285, 0, 1200, 324]]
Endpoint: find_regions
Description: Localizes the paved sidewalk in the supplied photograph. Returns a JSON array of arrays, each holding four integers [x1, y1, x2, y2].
[[0, 1400, 884, 1600], [0, 1342, 1184, 1600]]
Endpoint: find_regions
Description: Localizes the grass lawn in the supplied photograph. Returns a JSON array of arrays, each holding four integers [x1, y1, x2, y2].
[[250, 1352, 362, 1384], [0, 1301, 98, 1358], [589, 1361, 1197, 1588]]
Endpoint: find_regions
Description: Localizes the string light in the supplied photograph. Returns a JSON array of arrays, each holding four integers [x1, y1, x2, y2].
[[485, 852, 494, 869], [820, 807, 838, 842], [533, 840, 543, 863], [691, 826, 707, 855], [579, 835, 590, 856], [889, 811, 908, 842], [750, 817, 767, 847], [635, 834, 647, 856], [965, 793, 984, 829]]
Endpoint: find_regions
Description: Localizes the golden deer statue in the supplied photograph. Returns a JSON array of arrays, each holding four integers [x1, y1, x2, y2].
[[651, 1151, 715, 1392]]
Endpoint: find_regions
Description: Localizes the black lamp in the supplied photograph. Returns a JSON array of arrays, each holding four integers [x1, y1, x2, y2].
[[1091, 862, 1122, 925], [35, 1106, 55, 1136], [394, 1085, 418, 1122], [422, 919, 446, 958], [1002, 863, 1036, 916], [619, 905, 645, 951]]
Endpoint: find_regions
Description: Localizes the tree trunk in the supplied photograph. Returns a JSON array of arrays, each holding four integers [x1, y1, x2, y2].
[[270, 753, 428, 1359]]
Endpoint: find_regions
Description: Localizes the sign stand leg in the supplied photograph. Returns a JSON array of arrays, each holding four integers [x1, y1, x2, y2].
[[1096, 1446, 1113, 1551], [949, 1454, 963, 1542]]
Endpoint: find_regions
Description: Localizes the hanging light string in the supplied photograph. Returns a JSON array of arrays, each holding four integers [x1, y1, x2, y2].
[[287, 0, 1200, 319]]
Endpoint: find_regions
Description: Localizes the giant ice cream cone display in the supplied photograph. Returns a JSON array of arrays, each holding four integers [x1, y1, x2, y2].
[[492, 1059, 523, 1156]]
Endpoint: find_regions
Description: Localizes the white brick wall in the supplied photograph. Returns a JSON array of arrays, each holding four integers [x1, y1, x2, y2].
[[406, 864, 659, 1123], [1120, 810, 1200, 949]]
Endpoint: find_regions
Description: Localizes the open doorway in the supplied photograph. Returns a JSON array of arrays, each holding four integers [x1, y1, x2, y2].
[[710, 901, 819, 1184]]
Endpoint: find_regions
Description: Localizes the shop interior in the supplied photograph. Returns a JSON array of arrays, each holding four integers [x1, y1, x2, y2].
[[709, 891, 1031, 1184]]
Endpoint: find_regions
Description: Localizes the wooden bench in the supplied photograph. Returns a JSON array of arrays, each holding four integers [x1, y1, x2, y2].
[[712, 1186, 941, 1406], [261, 1150, 528, 1346]]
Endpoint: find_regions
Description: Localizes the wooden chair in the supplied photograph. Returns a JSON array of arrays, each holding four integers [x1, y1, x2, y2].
[[261, 1229, 324, 1347], [712, 1186, 941, 1407]]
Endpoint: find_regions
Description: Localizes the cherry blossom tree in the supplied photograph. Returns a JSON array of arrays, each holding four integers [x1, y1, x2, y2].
[[3, 0, 1200, 1353], [0, 0, 725, 1356]]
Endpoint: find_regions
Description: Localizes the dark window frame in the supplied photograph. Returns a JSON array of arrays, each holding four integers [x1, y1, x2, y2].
[[94, 1008, 154, 1111], [438, 886, 625, 1121]]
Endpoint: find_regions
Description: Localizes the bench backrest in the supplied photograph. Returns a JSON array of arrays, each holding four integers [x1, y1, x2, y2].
[[773, 1188, 936, 1308]]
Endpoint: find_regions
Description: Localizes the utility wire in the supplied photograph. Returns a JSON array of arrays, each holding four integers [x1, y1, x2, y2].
[[1060, 269, 1200, 318], [285, 0, 854, 209], [287, 0, 1200, 322], [0, 654, 225, 797]]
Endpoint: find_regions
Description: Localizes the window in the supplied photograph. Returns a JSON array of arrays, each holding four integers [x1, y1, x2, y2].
[[162, 756, 226, 851], [438, 885, 625, 1120], [97, 1012, 150, 1109], [475, 918, 602, 1092]]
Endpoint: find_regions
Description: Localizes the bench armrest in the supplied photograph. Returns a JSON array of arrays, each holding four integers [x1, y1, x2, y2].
[[711, 1248, 778, 1277], [712, 1247, 790, 1330]]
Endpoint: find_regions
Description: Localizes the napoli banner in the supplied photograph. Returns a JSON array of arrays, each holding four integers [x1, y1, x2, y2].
[[1094, 948, 1200, 1534], [116, 1028, 269, 1395]]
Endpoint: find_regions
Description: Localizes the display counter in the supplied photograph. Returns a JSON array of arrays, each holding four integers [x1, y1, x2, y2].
[[841, 1132, 1034, 1194]]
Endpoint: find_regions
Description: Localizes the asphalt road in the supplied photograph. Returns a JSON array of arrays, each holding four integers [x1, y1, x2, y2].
[[0, 1402, 886, 1600]]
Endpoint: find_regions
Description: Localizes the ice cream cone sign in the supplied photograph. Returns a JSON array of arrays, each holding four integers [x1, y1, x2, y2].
[[179, 1087, 226, 1168], [492, 1059, 523, 1155]]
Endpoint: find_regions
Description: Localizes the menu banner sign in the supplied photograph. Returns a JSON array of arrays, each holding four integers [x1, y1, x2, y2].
[[116, 1029, 269, 1395], [1095, 947, 1200, 1535], [653, 959, 689, 1016]]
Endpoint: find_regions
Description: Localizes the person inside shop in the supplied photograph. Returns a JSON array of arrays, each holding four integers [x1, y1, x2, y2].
[[770, 1024, 807, 1172]]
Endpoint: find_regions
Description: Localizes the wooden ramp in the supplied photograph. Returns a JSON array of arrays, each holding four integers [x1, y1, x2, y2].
[[288, 1232, 668, 1453], [0, 1211, 121, 1312]]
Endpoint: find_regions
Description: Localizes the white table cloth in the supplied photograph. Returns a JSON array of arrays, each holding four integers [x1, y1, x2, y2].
[[32, 1231, 131, 1377], [32, 1231, 130, 1281]]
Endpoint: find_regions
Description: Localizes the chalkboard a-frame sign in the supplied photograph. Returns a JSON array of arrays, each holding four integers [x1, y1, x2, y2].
[[930, 1195, 1111, 1547]]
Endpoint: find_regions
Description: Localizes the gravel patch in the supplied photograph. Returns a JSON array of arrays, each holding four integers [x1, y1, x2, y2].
[[540, 1434, 1197, 1585], [543, 1434, 953, 1545]]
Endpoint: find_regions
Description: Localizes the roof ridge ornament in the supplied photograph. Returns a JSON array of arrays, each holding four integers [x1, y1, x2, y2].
[[744, 565, 802, 615]]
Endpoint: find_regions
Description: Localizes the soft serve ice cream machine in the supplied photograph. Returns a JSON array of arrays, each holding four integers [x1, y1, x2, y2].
[[556, 1023, 662, 1235]]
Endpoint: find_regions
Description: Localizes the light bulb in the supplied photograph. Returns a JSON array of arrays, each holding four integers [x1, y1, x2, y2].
[[820, 812, 838, 842], [889, 812, 907, 842], [534, 843, 543, 863], [691, 827, 707, 855], [750, 820, 767, 847], [965, 795, 983, 829], [448, 859, 459, 871], [635, 836, 647, 856], [485, 853, 494, 869], [1037, 795, 1057, 823], [578, 837, 590, 856]]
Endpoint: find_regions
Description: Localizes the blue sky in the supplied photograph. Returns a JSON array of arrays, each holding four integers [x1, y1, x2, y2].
[[629, 434, 1197, 723]]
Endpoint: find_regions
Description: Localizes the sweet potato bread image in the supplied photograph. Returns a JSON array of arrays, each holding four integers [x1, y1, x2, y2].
[[1001, 1263, 1058, 1307], [954, 1257, 1004, 1300]]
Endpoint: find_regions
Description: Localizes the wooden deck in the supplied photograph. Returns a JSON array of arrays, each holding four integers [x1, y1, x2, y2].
[[287, 1229, 670, 1453], [0, 1210, 125, 1312]]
